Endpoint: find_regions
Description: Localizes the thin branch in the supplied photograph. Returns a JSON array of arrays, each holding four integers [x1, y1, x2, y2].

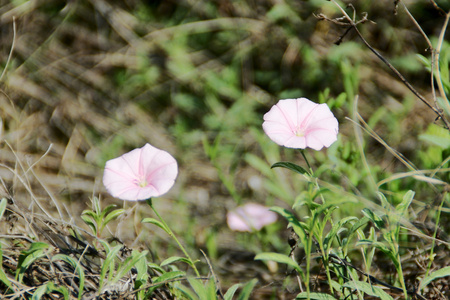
[[324, 0, 450, 130]]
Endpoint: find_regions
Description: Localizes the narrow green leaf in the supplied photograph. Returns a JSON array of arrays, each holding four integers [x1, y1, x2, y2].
[[362, 208, 385, 230], [420, 266, 450, 290], [0, 198, 7, 221], [255, 252, 301, 273], [175, 283, 198, 300], [153, 270, 185, 284], [160, 256, 193, 267], [81, 210, 99, 224], [32, 284, 49, 300], [376, 192, 390, 209], [343, 281, 394, 300], [147, 262, 165, 274], [52, 254, 85, 300], [237, 278, 257, 300], [0, 246, 11, 288], [396, 190, 414, 216], [324, 217, 358, 251], [271, 162, 310, 176], [188, 277, 208, 299], [348, 216, 369, 238], [99, 245, 122, 290], [224, 283, 242, 300], [114, 251, 148, 284], [142, 217, 169, 233], [80, 215, 97, 235], [296, 292, 337, 299], [100, 204, 118, 219], [102, 208, 125, 226], [269, 207, 307, 244], [32, 282, 69, 300], [16, 242, 50, 282], [93, 196, 101, 215]]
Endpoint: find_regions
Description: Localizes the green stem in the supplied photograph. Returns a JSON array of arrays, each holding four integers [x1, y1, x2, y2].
[[147, 199, 200, 277], [424, 192, 446, 280], [300, 150, 313, 175]]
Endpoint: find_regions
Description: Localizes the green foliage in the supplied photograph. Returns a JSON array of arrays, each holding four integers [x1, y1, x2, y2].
[[81, 197, 125, 238], [32, 282, 69, 300], [16, 242, 50, 283], [52, 254, 85, 300]]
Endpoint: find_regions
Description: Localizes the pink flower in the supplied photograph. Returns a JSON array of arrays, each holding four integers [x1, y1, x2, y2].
[[227, 203, 277, 232], [103, 143, 178, 201], [262, 98, 339, 150]]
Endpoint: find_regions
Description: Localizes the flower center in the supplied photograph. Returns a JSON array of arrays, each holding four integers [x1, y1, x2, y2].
[[294, 127, 305, 137], [137, 176, 148, 188]]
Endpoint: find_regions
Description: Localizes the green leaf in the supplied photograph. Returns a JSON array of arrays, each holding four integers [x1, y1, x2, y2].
[[343, 281, 394, 300], [271, 162, 310, 176], [0, 246, 11, 288], [52, 254, 85, 300], [142, 217, 169, 233], [396, 190, 414, 216], [419, 123, 450, 148], [114, 251, 148, 284], [99, 244, 122, 290], [419, 266, 450, 290], [93, 196, 102, 215], [224, 283, 242, 300], [255, 252, 301, 274], [161, 256, 193, 267], [0, 198, 7, 221], [80, 215, 97, 235], [102, 208, 125, 227], [81, 210, 99, 223], [188, 278, 206, 299], [269, 207, 308, 244], [188, 277, 216, 300], [175, 283, 198, 300], [376, 192, 390, 210], [146, 270, 186, 297], [32, 282, 69, 300], [296, 292, 337, 299], [348, 216, 369, 238], [100, 204, 119, 219], [153, 270, 186, 283], [362, 208, 385, 230], [16, 242, 50, 283], [324, 216, 358, 251], [237, 278, 257, 300], [147, 262, 165, 274]]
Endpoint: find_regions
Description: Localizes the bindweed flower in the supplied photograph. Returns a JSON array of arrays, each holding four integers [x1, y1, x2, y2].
[[262, 98, 339, 150], [103, 143, 178, 201], [227, 203, 277, 232]]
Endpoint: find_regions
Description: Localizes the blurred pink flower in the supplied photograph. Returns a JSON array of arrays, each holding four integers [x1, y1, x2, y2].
[[262, 98, 339, 150], [103, 143, 178, 201], [227, 203, 277, 232]]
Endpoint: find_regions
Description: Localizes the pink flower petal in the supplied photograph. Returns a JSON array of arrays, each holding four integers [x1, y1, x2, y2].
[[227, 203, 277, 232], [103, 143, 178, 201], [263, 98, 338, 150]]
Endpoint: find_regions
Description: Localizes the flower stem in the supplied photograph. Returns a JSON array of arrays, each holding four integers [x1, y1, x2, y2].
[[147, 199, 200, 277], [300, 150, 313, 175]]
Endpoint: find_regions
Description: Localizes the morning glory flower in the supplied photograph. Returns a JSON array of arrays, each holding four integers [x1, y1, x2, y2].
[[103, 143, 178, 201], [262, 98, 339, 150], [227, 203, 277, 232]]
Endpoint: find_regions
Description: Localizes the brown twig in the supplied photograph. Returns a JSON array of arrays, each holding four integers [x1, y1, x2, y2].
[[318, 0, 450, 130]]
